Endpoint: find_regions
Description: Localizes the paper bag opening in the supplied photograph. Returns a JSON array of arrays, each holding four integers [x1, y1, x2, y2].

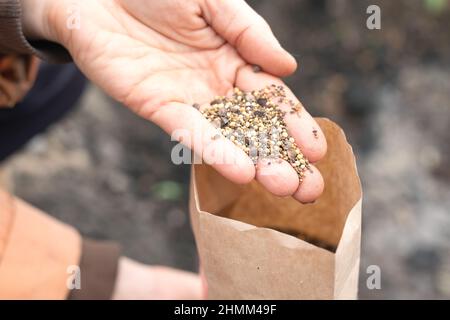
[[194, 118, 361, 252]]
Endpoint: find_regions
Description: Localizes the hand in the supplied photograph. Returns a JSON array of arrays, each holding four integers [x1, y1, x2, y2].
[[112, 257, 204, 300], [23, 0, 327, 203]]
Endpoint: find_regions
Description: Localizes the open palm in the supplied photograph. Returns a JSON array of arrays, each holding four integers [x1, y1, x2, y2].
[[52, 0, 327, 202]]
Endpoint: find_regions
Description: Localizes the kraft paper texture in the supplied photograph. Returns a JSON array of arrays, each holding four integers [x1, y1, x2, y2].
[[190, 118, 362, 300]]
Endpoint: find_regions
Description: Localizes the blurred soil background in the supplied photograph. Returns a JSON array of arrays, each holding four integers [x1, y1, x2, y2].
[[3, 0, 450, 298]]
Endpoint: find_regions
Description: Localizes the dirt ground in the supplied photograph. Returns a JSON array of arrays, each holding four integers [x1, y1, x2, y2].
[[3, 0, 450, 299]]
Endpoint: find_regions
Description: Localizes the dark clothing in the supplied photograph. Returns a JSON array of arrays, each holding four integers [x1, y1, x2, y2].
[[0, 62, 86, 161]]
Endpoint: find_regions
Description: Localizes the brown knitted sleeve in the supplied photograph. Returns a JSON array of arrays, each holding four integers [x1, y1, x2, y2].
[[67, 239, 122, 300], [0, 0, 71, 63]]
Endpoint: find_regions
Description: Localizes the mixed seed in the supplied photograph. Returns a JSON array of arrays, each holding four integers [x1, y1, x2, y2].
[[200, 85, 311, 181]]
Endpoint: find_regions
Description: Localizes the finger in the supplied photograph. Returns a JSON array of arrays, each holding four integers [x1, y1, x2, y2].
[[148, 101, 255, 184], [293, 164, 324, 204], [256, 158, 299, 197], [201, 0, 297, 77], [235, 66, 328, 163]]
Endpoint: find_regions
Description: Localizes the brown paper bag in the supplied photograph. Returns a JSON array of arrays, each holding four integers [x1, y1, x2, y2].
[[189, 118, 362, 300]]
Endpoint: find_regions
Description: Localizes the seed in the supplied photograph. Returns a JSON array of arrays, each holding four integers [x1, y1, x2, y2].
[[254, 110, 266, 117], [256, 98, 267, 107], [202, 85, 311, 179], [220, 117, 229, 127], [252, 65, 262, 73], [313, 128, 319, 139]]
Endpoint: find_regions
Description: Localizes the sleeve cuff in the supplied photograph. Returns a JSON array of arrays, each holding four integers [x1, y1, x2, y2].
[[67, 238, 122, 300], [0, 0, 72, 63]]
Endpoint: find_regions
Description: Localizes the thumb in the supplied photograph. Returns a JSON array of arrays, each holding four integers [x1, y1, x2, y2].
[[202, 0, 297, 77]]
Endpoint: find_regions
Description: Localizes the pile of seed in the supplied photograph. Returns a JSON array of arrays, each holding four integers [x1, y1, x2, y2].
[[200, 85, 311, 181]]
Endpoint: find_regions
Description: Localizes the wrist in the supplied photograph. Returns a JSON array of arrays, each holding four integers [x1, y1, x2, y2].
[[20, 0, 51, 40], [20, 0, 69, 44]]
